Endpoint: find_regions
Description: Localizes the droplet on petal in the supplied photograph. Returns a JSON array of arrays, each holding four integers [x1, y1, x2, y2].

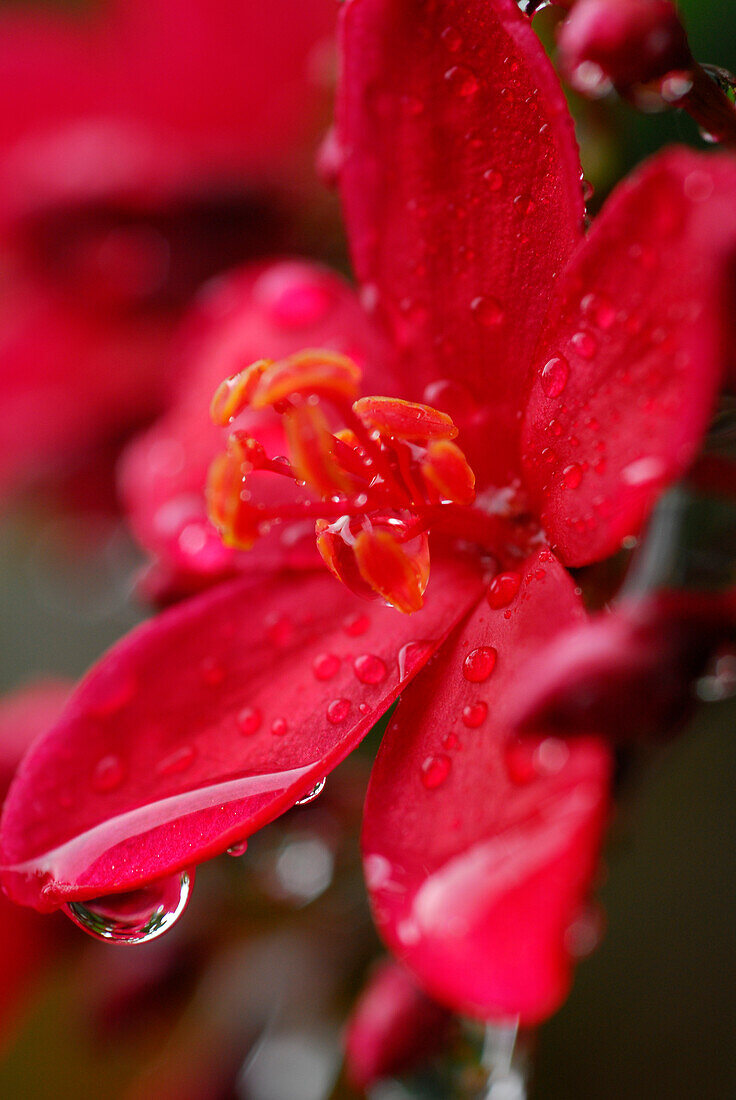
[[313, 653, 341, 681], [295, 777, 327, 805], [227, 840, 249, 857], [540, 355, 569, 398], [398, 641, 433, 679], [354, 654, 388, 685], [563, 463, 583, 490], [272, 717, 288, 736], [326, 698, 351, 724], [487, 571, 521, 609], [420, 754, 452, 790], [155, 745, 197, 777], [462, 701, 488, 728], [91, 754, 125, 794], [471, 295, 505, 327], [237, 706, 262, 735], [571, 331, 597, 359], [343, 613, 371, 637], [444, 65, 479, 97], [63, 871, 194, 944], [463, 646, 497, 682]]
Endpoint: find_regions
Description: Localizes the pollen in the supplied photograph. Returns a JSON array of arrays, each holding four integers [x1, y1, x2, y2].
[[206, 349, 478, 612]]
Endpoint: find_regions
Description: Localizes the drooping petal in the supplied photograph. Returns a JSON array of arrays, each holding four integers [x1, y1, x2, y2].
[[337, 0, 585, 487], [509, 590, 736, 743], [0, 560, 483, 912], [119, 260, 387, 588], [362, 552, 611, 1024], [522, 149, 736, 566], [344, 959, 453, 1090]]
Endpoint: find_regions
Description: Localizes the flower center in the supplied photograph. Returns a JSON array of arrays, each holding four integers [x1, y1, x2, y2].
[[207, 350, 520, 612]]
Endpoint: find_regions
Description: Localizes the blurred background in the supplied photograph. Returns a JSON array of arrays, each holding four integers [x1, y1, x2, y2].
[[0, 1, 733, 1097]]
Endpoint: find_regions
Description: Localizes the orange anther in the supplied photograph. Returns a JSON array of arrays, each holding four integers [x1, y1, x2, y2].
[[252, 349, 361, 409], [206, 452, 258, 549], [210, 360, 272, 425], [284, 404, 353, 497], [421, 439, 476, 505], [353, 528, 430, 614], [353, 396, 458, 440]]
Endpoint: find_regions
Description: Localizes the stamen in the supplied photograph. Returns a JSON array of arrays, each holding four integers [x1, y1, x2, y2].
[[207, 349, 492, 612]]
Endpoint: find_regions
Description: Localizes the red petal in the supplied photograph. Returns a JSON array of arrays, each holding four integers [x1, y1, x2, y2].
[[337, 0, 584, 487], [522, 149, 736, 565], [362, 552, 611, 1023], [0, 561, 483, 911], [344, 959, 452, 1090], [119, 260, 387, 588]]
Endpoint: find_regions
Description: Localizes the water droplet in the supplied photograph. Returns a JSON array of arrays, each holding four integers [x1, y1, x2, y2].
[[91, 754, 125, 793], [87, 672, 137, 718], [255, 264, 333, 329], [272, 717, 288, 736], [441, 25, 462, 52], [444, 65, 479, 97], [266, 616, 293, 647], [540, 355, 569, 398], [442, 732, 460, 750], [462, 701, 488, 727], [227, 840, 249, 857], [513, 193, 536, 215], [156, 745, 196, 777], [571, 331, 597, 359], [237, 706, 262, 735], [313, 653, 340, 681], [581, 178, 594, 203], [200, 658, 226, 686], [354, 654, 387, 685], [471, 295, 505, 327], [463, 646, 497, 683], [326, 698, 351, 724], [421, 754, 451, 790], [487, 571, 521, 609], [483, 168, 504, 191], [563, 463, 583, 489], [342, 613, 370, 637], [398, 640, 433, 679], [295, 777, 327, 805], [63, 870, 194, 944]]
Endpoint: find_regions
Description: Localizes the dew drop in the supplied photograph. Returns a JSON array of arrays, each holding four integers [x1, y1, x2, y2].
[[483, 168, 504, 191], [271, 717, 288, 736], [342, 613, 370, 637], [398, 640, 433, 679], [87, 672, 137, 718], [255, 265, 333, 329], [354, 654, 388, 685], [444, 65, 479, 97], [266, 615, 293, 647], [295, 777, 327, 805], [571, 331, 597, 359], [487, 571, 521, 609], [442, 732, 460, 750], [463, 646, 497, 683], [462, 701, 488, 728], [441, 25, 462, 51], [227, 840, 249, 857], [421, 754, 451, 790], [563, 463, 583, 490], [63, 870, 194, 944], [540, 355, 569, 398], [471, 295, 505, 327], [326, 697, 351, 724], [313, 653, 340, 681], [200, 657, 226, 686], [237, 706, 262, 735], [91, 754, 125, 794], [513, 193, 536, 215], [156, 745, 196, 777]]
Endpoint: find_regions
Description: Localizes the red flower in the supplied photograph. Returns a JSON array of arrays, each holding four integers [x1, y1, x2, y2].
[[3, 0, 736, 1027], [0, 0, 335, 494]]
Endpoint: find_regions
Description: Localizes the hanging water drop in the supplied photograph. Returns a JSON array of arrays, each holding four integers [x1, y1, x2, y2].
[[295, 777, 327, 805], [227, 840, 249, 857], [63, 870, 194, 944]]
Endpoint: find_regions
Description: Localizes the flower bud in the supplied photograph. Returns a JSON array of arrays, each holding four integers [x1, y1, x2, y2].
[[344, 960, 452, 1090], [558, 0, 692, 95]]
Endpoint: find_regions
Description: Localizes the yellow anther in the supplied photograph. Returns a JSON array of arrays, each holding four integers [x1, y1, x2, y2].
[[421, 439, 476, 505], [251, 349, 361, 409], [353, 528, 430, 614], [284, 404, 354, 497], [353, 396, 458, 440], [210, 360, 272, 426]]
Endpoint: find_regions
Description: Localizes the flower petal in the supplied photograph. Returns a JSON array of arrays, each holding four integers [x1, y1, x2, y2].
[[337, 0, 584, 487], [119, 260, 387, 588], [0, 561, 483, 911], [362, 551, 611, 1023], [522, 148, 736, 565]]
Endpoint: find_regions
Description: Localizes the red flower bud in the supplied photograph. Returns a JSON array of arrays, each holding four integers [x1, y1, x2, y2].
[[559, 0, 692, 94], [344, 960, 452, 1090]]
